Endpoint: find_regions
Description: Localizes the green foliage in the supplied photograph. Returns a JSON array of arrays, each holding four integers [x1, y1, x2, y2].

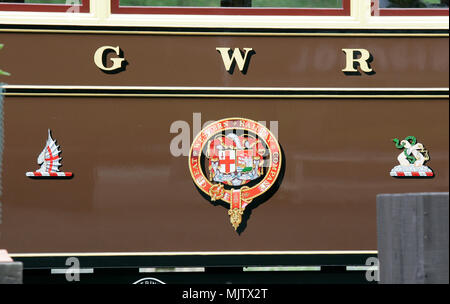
[[253, 0, 342, 8], [115, 0, 342, 8], [119, 0, 219, 6], [20, 0, 448, 7], [25, 0, 67, 3], [387, 0, 448, 7], [0, 44, 10, 77], [387, 0, 427, 8]]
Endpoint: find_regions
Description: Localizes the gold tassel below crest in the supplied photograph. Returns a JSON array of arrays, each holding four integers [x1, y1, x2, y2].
[[228, 208, 244, 231]]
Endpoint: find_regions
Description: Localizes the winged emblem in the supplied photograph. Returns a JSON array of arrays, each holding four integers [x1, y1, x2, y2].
[[26, 130, 73, 177]]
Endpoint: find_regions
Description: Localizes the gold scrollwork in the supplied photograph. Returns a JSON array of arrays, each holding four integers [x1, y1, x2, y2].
[[209, 183, 225, 201]]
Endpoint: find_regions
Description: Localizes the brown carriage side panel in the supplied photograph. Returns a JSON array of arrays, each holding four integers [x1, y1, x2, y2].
[[0, 33, 448, 88], [0, 97, 448, 253]]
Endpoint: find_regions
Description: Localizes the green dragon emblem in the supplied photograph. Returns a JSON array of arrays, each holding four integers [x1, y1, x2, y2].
[[0, 44, 10, 76], [393, 136, 429, 165]]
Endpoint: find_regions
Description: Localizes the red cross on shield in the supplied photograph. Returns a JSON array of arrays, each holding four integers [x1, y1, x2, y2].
[[218, 150, 236, 174]]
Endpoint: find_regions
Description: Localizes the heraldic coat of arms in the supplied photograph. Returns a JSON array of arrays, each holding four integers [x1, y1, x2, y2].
[[189, 118, 282, 231]]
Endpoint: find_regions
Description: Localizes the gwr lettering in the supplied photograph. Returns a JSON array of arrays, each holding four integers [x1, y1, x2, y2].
[[226, 288, 268, 301], [90, 47, 376, 75], [342, 48, 374, 74], [93, 45, 126, 73], [216, 47, 254, 74]]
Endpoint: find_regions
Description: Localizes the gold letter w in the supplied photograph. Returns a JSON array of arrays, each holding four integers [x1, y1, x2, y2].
[[216, 47, 254, 74]]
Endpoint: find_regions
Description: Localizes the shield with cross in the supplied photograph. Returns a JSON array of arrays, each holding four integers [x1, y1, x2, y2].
[[207, 133, 264, 186], [218, 149, 236, 174]]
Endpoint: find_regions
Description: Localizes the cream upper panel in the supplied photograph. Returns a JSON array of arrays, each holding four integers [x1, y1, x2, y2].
[[0, 0, 448, 29]]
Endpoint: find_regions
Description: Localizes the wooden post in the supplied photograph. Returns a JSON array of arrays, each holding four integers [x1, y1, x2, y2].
[[377, 193, 449, 284], [0, 250, 22, 284]]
